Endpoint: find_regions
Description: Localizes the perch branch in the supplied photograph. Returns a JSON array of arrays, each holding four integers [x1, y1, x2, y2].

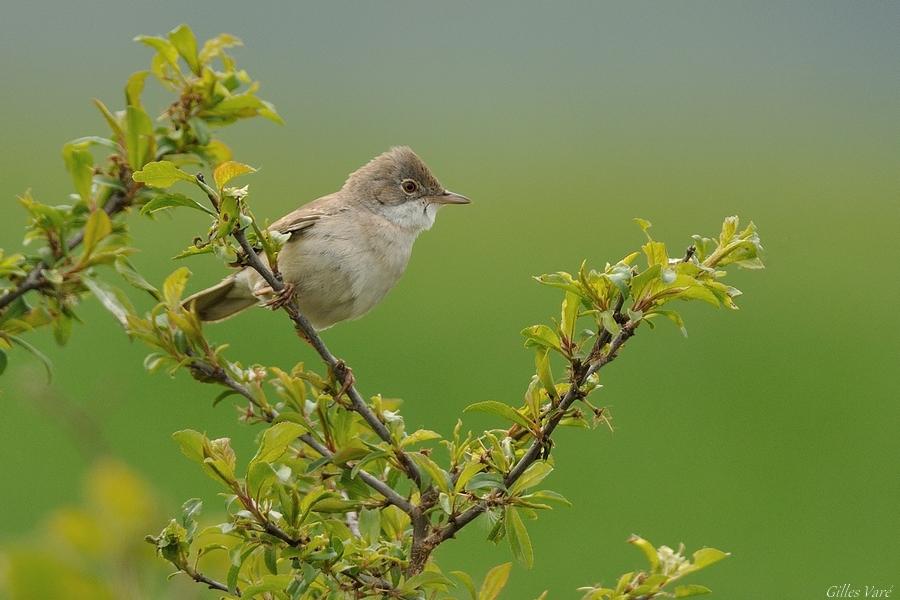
[[231, 227, 423, 489]]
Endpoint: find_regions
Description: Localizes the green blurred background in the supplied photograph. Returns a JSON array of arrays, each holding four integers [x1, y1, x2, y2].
[[1, 2, 897, 598]]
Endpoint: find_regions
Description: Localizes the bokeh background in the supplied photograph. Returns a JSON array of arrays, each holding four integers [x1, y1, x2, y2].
[[1, 2, 897, 598]]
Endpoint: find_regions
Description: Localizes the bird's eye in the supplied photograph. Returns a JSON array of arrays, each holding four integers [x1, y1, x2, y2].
[[401, 179, 419, 194]]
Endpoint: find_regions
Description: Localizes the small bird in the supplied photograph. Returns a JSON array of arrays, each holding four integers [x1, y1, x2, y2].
[[184, 146, 469, 329]]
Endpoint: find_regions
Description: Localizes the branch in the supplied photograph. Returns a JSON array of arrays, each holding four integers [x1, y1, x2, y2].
[[186, 568, 234, 595], [231, 228, 423, 489], [299, 433, 414, 514], [430, 312, 639, 549], [189, 360, 414, 514], [0, 189, 133, 312]]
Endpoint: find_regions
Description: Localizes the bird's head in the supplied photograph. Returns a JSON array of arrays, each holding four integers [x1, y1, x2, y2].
[[343, 146, 469, 232]]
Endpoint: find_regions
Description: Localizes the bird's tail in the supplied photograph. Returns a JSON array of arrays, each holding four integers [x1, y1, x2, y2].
[[183, 275, 258, 322]]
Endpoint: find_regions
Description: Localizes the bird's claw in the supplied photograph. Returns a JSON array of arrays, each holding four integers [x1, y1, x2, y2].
[[262, 282, 296, 310], [334, 360, 355, 399]]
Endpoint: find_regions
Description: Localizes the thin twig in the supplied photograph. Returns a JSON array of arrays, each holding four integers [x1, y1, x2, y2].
[[428, 310, 640, 550], [187, 569, 234, 594], [190, 359, 414, 514], [299, 433, 414, 514]]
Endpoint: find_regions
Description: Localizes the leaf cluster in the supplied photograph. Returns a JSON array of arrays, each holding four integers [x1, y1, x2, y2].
[[578, 536, 729, 599], [0, 24, 280, 374]]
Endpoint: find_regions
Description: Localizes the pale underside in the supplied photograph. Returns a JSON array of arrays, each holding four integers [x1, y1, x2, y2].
[[230, 192, 436, 330]]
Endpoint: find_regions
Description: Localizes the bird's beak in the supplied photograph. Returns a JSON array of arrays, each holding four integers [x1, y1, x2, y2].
[[429, 190, 471, 205]]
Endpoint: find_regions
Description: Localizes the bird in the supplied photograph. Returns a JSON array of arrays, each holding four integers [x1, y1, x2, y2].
[[184, 146, 470, 330]]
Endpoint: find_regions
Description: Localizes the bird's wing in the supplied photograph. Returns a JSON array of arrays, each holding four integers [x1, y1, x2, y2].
[[269, 209, 322, 235], [268, 193, 346, 236]]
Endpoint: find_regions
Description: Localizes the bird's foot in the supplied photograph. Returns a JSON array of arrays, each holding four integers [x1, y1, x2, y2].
[[334, 360, 355, 399], [262, 282, 296, 310]]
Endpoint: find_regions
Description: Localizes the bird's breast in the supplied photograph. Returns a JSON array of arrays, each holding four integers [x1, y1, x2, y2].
[[276, 216, 415, 328]]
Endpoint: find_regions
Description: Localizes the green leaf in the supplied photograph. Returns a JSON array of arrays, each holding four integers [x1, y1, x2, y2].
[[114, 258, 161, 300], [466, 472, 505, 492], [62, 143, 94, 205], [82, 277, 134, 327], [631, 264, 662, 300], [719, 215, 738, 246], [628, 535, 659, 572], [92, 98, 124, 141], [168, 24, 200, 74], [560, 290, 580, 340], [205, 93, 285, 124], [508, 462, 553, 496], [603, 264, 632, 299], [634, 217, 653, 236], [162, 267, 192, 307], [312, 498, 360, 513], [675, 584, 713, 597], [242, 575, 294, 596], [358, 507, 381, 546], [451, 570, 477, 600], [533, 271, 582, 296], [68, 135, 120, 151], [642, 240, 668, 267], [648, 309, 687, 336], [690, 547, 729, 571], [125, 105, 153, 169], [199, 33, 243, 63], [521, 324, 562, 352], [133, 161, 196, 189], [140, 192, 217, 216], [173, 244, 215, 260], [402, 571, 453, 592], [188, 116, 211, 145], [125, 71, 148, 107], [215, 193, 239, 238], [329, 444, 368, 466], [534, 349, 556, 400], [172, 429, 206, 464], [478, 562, 512, 600], [464, 401, 534, 431], [250, 422, 305, 465], [454, 461, 485, 493], [505, 507, 534, 568], [409, 452, 451, 493], [82, 209, 112, 258], [246, 460, 277, 498], [400, 429, 442, 447], [523, 489, 571, 508], [0, 349, 6, 376], [350, 450, 389, 478], [599, 310, 621, 337], [134, 35, 179, 67], [213, 160, 257, 190]]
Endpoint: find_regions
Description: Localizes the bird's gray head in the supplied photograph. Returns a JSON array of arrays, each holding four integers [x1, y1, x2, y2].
[[342, 146, 469, 232]]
